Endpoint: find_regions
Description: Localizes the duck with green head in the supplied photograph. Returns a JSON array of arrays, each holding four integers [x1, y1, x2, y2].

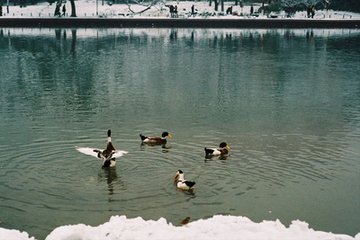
[[139, 131, 172, 145], [204, 142, 230, 157]]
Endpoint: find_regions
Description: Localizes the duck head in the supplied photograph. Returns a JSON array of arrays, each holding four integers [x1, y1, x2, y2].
[[174, 169, 184, 182], [219, 142, 230, 151], [162, 132, 172, 139]]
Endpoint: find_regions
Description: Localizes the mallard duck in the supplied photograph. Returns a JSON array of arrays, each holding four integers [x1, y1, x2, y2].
[[204, 142, 230, 157], [93, 129, 118, 167], [174, 170, 196, 191], [139, 132, 172, 145], [76, 129, 128, 168]]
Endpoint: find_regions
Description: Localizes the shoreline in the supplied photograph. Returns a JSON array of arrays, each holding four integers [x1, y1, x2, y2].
[[1, 17, 360, 28]]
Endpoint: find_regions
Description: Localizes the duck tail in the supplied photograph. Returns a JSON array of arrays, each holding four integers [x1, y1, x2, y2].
[[139, 134, 146, 141], [185, 181, 196, 188], [204, 147, 214, 156]]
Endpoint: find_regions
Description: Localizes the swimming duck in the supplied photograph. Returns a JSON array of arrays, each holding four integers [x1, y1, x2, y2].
[[174, 170, 196, 191], [76, 129, 128, 168], [139, 132, 172, 145], [204, 142, 230, 157], [93, 129, 117, 167]]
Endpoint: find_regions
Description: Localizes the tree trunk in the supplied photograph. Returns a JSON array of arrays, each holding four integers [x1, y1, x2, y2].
[[221, 0, 224, 12], [54, 0, 61, 16], [70, 0, 76, 17]]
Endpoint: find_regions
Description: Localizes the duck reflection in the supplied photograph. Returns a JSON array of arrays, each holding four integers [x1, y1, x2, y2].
[[205, 154, 229, 161], [98, 167, 125, 196]]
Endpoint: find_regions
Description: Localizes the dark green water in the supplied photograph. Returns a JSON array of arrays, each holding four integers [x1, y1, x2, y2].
[[0, 28, 359, 239]]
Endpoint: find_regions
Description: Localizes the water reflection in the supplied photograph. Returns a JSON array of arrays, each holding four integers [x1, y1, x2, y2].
[[205, 155, 229, 161], [1, 28, 359, 49], [1, 27, 359, 140], [98, 167, 125, 196]]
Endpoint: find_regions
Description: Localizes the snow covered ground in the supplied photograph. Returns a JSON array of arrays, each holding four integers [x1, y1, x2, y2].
[[1, 215, 360, 240], [1, 0, 360, 19]]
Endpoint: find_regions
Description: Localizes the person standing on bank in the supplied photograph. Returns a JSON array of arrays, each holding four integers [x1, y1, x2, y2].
[[62, 4, 66, 16]]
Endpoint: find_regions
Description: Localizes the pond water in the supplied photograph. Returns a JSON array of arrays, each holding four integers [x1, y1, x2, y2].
[[0, 28, 359, 239]]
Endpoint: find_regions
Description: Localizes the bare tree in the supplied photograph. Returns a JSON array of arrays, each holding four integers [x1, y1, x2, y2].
[[70, 0, 76, 17], [54, 0, 76, 17], [274, 0, 328, 16], [127, 0, 163, 15]]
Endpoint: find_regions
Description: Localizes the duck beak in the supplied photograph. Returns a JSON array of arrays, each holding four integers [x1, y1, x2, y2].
[[168, 133, 173, 139], [226, 144, 230, 150]]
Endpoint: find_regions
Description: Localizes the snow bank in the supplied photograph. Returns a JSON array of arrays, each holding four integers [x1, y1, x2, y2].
[[44, 215, 360, 240], [2, 215, 359, 240], [0, 228, 35, 240], [2, 0, 360, 19]]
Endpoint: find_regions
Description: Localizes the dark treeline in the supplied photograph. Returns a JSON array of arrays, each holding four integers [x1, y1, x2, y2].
[[328, 0, 360, 13]]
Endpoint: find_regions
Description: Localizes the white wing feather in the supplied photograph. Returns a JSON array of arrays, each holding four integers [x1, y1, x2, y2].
[[112, 150, 128, 158], [76, 147, 128, 159]]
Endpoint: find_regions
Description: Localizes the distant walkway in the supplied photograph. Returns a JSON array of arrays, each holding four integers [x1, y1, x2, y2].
[[0, 17, 360, 28]]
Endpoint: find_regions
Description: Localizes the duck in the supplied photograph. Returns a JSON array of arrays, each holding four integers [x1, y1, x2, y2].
[[139, 131, 172, 145], [204, 142, 230, 157], [93, 129, 117, 167], [76, 129, 128, 168], [180, 217, 191, 225], [174, 170, 196, 191]]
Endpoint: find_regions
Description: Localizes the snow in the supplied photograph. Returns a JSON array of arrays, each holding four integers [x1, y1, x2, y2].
[[1, 215, 360, 240], [1, 0, 360, 19], [0, 228, 35, 240]]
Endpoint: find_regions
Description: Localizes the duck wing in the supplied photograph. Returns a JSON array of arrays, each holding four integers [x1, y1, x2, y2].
[[204, 147, 215, 155], [141, 135, 164, 144], [76, 147, 128, 159], [184, 181, 196, 188], [76, 147, 102, 158], [112, 150, 128, 158]]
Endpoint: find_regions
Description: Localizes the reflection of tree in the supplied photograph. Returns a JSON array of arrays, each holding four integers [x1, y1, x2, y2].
[[0, 29, 100, 123], [71, 29, 76, 55], [169, 29, 177, 41], [2, 28, 359, 132]]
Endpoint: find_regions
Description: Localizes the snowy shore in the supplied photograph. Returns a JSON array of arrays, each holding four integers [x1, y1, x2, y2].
[[1, 1, 360, 19], [0, 1, 360, 28], [1, 215, 360, 240]]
